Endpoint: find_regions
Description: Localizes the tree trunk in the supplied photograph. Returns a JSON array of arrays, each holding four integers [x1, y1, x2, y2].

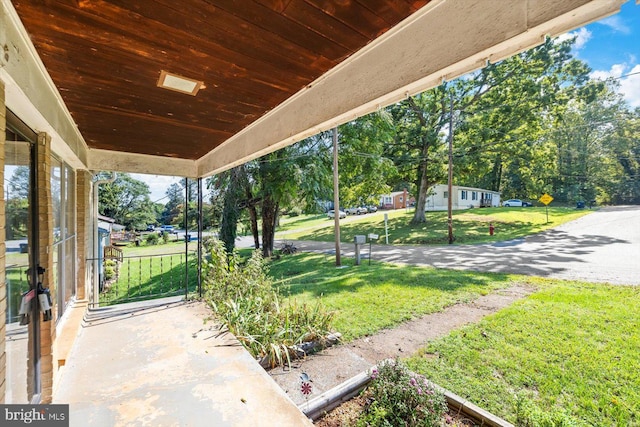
[[261, 195, 279, 258], [411, 160, 428, 224], [219, 167, 243, 253], [248, 205, 259, 249], [244, 183, 260, 249]]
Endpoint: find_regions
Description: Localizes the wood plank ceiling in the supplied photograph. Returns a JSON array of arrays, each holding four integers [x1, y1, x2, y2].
[[12, 0, 429, 160]]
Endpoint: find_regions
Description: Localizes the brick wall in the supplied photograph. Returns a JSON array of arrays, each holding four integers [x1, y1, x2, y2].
[[76, 171, 92, 301], [0, 79, 7, 403], [37, 133, 55, 403]]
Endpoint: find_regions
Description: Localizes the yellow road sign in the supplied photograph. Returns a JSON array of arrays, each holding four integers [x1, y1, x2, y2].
[[539, 193, 554, 205]]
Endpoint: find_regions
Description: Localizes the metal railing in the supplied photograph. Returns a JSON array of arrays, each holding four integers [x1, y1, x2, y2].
[[88, 251, 198, 306]]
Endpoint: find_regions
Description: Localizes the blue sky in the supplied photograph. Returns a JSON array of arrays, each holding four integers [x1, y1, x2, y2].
[[558, 0, 640, 107]]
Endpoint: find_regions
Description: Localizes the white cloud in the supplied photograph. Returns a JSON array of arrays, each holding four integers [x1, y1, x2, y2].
[[131, 173, 182, 202], [597, 15, 631, 34], [591, 63, 640, 108], [619, 64, 640, 108], [556, 27, 592, 50]]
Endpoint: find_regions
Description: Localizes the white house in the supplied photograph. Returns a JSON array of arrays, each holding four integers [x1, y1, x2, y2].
[[425, 184, 500, 211]]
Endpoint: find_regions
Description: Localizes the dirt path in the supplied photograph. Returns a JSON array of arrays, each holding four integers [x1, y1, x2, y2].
[[269, 284, 534, 406]]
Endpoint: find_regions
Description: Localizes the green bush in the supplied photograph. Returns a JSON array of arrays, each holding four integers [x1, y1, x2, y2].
[[202, 236, 334, 368], [161, 231, 170, 244], [357, 360, 447, 427], [145, 233, 159, 245], [103, 259, 116, 281]]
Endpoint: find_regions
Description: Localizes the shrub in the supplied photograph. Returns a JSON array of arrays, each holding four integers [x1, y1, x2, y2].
[[145, 233, 159, 245], [161, 231, 170, 244], [103, 259, 117, 281], [202, 236, 334, 368], [358, 360, 447, 427]]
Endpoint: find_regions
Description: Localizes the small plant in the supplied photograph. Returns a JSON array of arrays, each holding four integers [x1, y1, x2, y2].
[[145, 232, 159, 245], [358, 360, 447, 427], [161, 231, 170, 244], [202, 236, 334, 368], [103, 259, 117, 281], [514, 392, 580, 427]]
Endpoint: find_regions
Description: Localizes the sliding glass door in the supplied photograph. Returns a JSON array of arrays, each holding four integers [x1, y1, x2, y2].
[[5, 112, 40, 403]]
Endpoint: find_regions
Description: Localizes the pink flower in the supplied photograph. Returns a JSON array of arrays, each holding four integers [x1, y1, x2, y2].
[[410, 377, 417, 386], [371, 368, 378, 379]]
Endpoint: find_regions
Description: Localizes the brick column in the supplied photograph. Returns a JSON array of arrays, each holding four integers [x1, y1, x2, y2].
[[76, 171, 92, 301], [0, 79, 7, 403], [37, 133, 55, 403]]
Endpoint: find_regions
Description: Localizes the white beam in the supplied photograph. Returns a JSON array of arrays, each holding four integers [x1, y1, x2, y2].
[[87, 149, 198, 177]]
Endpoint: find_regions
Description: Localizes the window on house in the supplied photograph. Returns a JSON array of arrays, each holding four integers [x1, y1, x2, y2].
[[399, 196, 403, 202], [51, 156, 76, 319], [472, 192, 477, 200], [461, 190, 467, 200], [444, 191, 448, 199]]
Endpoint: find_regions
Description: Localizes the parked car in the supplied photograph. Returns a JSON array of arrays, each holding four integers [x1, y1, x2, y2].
[[327, 209, 346, 219], [159, 225, 175, 232], [146, 225, 156, 232], [367, 205, 378, 212], [502, 199, 532, 207], [346, 207, 368, 215]]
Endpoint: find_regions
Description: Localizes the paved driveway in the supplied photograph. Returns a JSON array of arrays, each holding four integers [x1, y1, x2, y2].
[[282, 206, 640, 286]]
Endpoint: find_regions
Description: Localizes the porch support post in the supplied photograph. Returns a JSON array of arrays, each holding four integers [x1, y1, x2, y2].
[[197, 178, 203, 297], [184, 178, 188, 299]]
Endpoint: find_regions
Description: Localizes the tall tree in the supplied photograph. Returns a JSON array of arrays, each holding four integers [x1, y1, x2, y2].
[[338, 112, 396, 207], [98, 173, 156, 230], [388, 36, 593, 222]]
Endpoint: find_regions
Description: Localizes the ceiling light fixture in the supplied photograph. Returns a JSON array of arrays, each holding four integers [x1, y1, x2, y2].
[[157, 70, 205, 96]]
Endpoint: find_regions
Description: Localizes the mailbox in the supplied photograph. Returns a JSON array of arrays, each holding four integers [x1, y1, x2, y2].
[[354, 235, 366, 245]]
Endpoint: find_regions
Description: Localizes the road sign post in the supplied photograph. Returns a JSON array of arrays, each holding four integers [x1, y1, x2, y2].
[[539, 193, 554, 223]]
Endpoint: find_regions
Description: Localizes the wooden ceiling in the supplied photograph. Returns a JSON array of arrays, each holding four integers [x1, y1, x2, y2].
[[12, 0, 429, 160]]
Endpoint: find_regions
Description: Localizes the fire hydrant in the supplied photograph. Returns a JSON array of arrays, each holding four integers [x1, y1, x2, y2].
[[489, 223, 495, 236]]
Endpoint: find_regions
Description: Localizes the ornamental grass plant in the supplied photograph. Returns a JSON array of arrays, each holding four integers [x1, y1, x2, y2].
[[202, 237, 334, 368]]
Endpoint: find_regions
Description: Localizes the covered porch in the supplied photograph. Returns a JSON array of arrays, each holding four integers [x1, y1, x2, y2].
[[0, 0, 629, 423], [53, 297, 311, 426]]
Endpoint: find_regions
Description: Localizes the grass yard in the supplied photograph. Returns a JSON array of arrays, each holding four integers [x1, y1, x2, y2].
[[406, 279, 640, 426], [269, 252, 515, 341], [279, 207, 591, 245], [100, 250, 198, 305]]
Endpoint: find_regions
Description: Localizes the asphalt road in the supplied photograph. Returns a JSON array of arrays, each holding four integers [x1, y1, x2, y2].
[[272, 206, 640, 286]]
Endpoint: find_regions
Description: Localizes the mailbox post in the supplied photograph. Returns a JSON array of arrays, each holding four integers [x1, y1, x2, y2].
[[367, 233, 379, 265], [354, 235, 366, 265]]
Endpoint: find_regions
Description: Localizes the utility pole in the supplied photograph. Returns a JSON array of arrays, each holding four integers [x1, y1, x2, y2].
[[333, 127, 341, 266], [448, 95, 454, 244]]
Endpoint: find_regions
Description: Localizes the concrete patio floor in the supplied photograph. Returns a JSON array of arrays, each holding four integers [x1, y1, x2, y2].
[[53, 297, 312, 427]]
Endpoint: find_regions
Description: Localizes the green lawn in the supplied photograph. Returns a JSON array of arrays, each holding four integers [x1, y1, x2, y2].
[[100, 248, 198, 305], [268, 254, 639, 425], [405, 279, 640, 426], [269, 252, 515, 341], [279, 207, 591, 245]]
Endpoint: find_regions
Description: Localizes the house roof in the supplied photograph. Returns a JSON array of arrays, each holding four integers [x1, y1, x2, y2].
[[1, 0, 625, 178]]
